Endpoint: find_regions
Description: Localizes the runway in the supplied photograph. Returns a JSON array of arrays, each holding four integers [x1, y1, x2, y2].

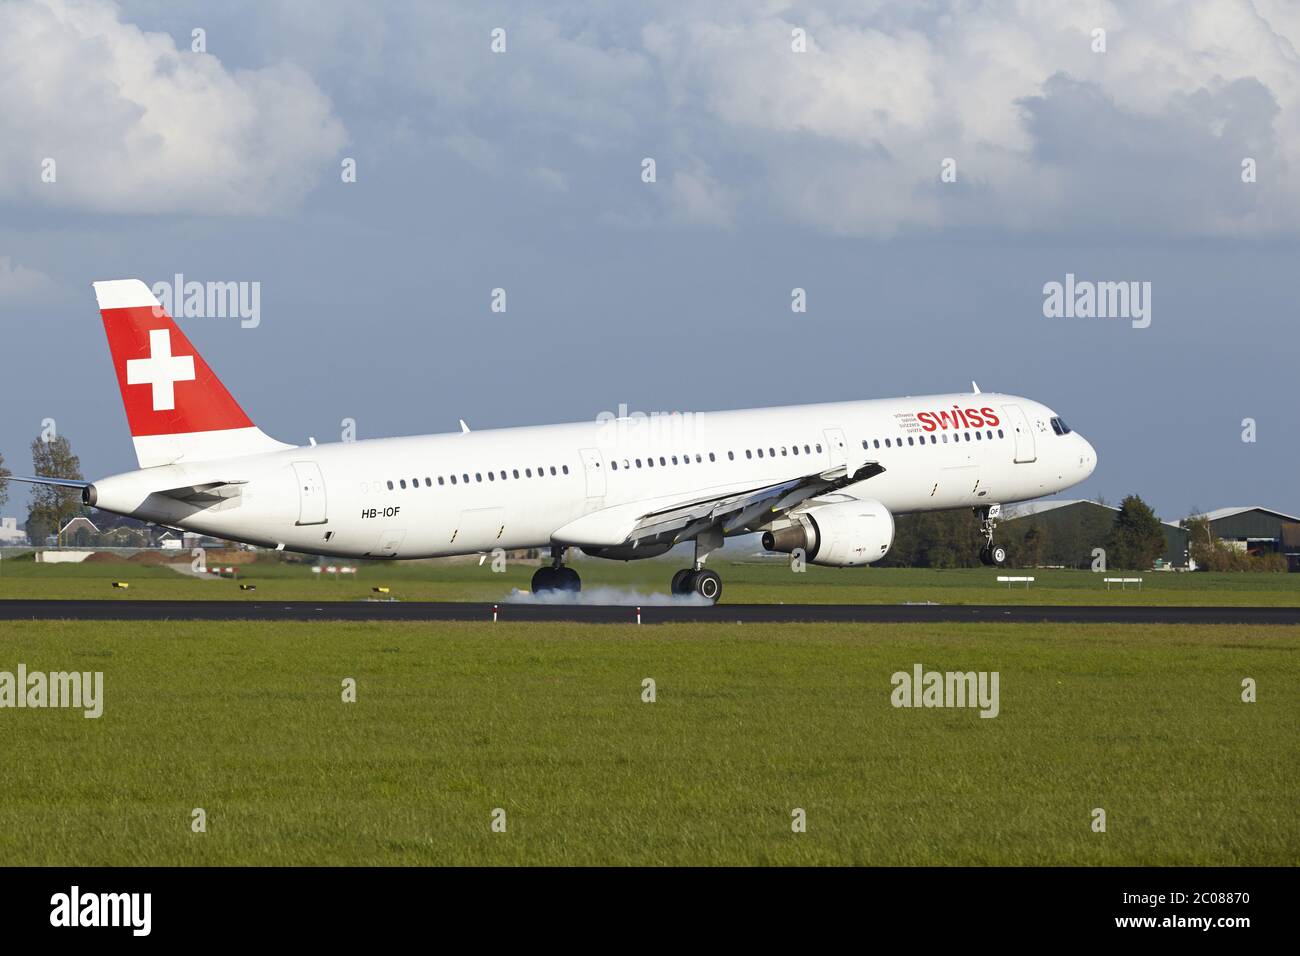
[[1, 600, 1298, 625]]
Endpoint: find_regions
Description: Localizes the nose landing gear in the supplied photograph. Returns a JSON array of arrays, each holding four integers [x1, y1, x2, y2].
[[976, 504, 1007, 566], [531, 545, 581, 594]]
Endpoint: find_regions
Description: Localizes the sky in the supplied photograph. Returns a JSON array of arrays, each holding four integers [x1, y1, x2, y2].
[[1, 0, 1297, 523]]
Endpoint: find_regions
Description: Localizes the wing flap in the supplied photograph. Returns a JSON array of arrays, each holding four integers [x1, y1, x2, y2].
[[556, 461, 886, 549]]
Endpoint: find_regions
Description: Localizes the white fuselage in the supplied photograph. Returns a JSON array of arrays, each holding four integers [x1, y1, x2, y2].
[[88, 392, 1096, 559]]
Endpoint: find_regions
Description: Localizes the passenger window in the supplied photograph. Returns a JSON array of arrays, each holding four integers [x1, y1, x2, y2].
[[710, 453, 716, 462], [658, 457, 665, 466], [488, 472, 495, 481], [550, 466, 557, 475], [793, 445, 799, 455], [942, 434, 948, 443], [474, 473, 481, 482], [907, 437, 914, 446], [611, 461, 618, 471], [815, 444, 822, 453], [636, 459, 642, 468], [399, 479, 407, 489], [998, 429, 1004, 438], [672, 456, 678, 465], [450, 475, 457, 485], [562, 465, 569, 475], [757, 449, 764, 458], [884, 439, 891, 447], [975, 431, 982, 441], [804, 444, 811, 454], [525, 468, 532, 477], [438, 476, 445, 486], [769, 447, 775, 457], [513, 469, 519, 479], [463, 474, 469, 483], [780, 447, 787, 456], [745, 450, 752, 459], [695, 454, 702, 463]]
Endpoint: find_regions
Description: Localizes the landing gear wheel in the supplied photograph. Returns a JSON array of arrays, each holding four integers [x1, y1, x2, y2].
[[671, 569, 693, 595], [692, 569, 722, 604], [555, 566, 581, 592], [989, 545, 1007, 567], [531, 566, 558, 592], [979, 546, 993, 566]]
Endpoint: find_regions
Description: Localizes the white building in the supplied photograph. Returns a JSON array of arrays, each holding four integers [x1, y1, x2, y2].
[[0, 516, 27, 545]]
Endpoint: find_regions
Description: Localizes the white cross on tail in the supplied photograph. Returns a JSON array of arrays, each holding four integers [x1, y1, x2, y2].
[[126, 328, 196, 411]]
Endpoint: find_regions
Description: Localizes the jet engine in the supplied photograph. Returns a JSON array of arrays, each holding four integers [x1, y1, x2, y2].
[[761, 498, 894, 567]]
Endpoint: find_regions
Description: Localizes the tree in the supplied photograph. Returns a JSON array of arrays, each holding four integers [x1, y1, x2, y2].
[[0, 450, 10, 510], [1182, 515, 1287, 572], [27, 434, 84, 547], [1016, 520, 1049, 567], [1106, 494, 1165, 570]]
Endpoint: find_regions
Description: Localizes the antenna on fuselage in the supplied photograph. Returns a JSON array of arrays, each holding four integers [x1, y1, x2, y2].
[[971, 381, 981, 394], [459, 419, 471, 433]]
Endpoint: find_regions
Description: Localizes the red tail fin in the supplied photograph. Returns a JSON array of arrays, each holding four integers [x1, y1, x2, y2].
[[93, 279, 290, 468]]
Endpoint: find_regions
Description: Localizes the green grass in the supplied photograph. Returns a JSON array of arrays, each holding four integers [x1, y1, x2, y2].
[[1, 553, 1298, 605], [0, 620, 1295, 865]]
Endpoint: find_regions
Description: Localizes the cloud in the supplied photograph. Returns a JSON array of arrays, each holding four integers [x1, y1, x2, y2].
[[633, 0, 1300, 236], [10, 1, 1299, 235], [0, 256, 58, 303], [280, 0, 1297, 237], [0, 0, 347, 215]]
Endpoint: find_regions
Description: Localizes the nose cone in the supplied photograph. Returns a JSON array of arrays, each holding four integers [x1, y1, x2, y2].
[[1079, 434, 1097, 477]]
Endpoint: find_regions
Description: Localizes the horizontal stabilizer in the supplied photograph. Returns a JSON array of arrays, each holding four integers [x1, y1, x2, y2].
[[7, 475, 92, 490]]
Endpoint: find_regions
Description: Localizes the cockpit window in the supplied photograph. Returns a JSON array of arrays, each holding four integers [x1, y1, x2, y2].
[[1050, 416, 1073, 436]]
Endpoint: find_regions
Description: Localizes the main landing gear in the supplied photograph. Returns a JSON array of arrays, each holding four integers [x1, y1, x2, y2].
[[669, 528, 724, 604], [976, 504, 1007, 567], [531, 545, 581, 594]]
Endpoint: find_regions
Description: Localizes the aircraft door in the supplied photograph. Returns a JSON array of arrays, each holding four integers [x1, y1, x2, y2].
[[291, 461, 328, 525], [1001, 404, 1037, 463]]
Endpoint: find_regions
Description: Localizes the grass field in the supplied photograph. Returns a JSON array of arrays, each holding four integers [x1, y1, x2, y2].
[[0, 619, 1295, 865], [2, 551, 1298, 605]]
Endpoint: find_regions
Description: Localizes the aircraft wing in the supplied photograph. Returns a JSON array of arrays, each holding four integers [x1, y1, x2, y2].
[[553, 461, 885, 548]]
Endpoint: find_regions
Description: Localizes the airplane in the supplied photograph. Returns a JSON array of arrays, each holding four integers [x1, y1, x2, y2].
[[12, 279, 1097, 604]]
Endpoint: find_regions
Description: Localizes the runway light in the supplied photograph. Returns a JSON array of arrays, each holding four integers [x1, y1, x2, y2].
[[492, 604, 498, 623], [372, 586, 390, 594], [239, 584, 256, 591], [111, 581, 130, 589], [636, 606, 641, 625]]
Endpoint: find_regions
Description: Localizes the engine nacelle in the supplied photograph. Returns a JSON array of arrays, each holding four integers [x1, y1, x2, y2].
[[761, 498, 894, 567]]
